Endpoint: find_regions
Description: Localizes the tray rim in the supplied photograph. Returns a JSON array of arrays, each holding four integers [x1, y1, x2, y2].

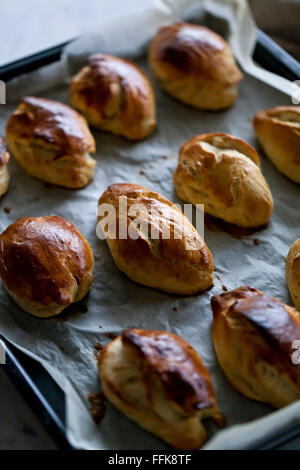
[[0, 29, 300, 451]]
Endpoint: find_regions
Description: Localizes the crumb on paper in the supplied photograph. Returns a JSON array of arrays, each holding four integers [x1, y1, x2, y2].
[[107, 332, 117, 339], [3, 207, 11, 214], [88, 392, 106, 425], [139, 169, 146, 175], [172, 306, 177, 312], [253, 238, 260, 246], [222, 285, 228, 292], [93, 342, 104, 360]]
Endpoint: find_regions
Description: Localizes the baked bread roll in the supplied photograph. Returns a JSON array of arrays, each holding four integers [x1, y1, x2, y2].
[[211, 286, 300, 408], [98, 328, 224, 449], [253, 106, 300, 183], [97, 183, 214, 294], [0, 138, 10, 197], [0, 216, 94, 318], [6, 97, 96, 188], [174, 133, 273, 227], [286, 239, 300, 311], [70, 54, 156, 141], [148, 23, 243, 110]]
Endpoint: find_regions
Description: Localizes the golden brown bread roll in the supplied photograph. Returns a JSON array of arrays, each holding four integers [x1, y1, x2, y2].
[[286, 239, 300, 311], [97, 183, 214, 294], [253, 106, 300, 183], [98, 328, 224, 449], [0, 216, 94, 318], [6, 97, 96, 188], [70, 54, 156, 141], [173, 133, 274, 227], [148, 22, 243, 110], [211, 286, 300, 408], [0, 138, 10, 197]]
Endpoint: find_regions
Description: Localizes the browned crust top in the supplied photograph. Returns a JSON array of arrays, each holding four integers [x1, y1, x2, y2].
[[121, 328, 216, 413], [177, 133, 261, 208], [255, 105, 300, 119], [211, 286, 300, 377], [254, 106, 300, 132], [6, 96, 95, 154], [0, 216, 94, 306], [98, 183, 214, 275], [179, 133, 260, 165], [70, 53, 154, 119], [150, 23, 243, 85]]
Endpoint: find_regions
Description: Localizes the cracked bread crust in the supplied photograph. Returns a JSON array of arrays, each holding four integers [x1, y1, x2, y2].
[[254, 105, 300, 183], [98, 328, 224, 449], [98, 183, 214, 294], [70, 54, 156, 141], [6, 97, 96, 188], [211, 286, 300, 408], [173, 133, 273, 227]]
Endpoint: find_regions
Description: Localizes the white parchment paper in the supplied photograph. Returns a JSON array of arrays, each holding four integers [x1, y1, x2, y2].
[[0, 0, 300, 450]]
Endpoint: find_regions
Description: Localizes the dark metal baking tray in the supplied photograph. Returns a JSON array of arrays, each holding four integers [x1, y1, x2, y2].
[[0, 29, 300, 451]]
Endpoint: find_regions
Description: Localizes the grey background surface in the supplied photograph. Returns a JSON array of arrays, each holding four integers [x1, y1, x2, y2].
[[0, 0, 299, 450]]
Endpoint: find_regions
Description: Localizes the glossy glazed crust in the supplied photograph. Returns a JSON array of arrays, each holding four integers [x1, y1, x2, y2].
[[211, 286, 300, 408], [98, 329, 223, 449], [253, 106, 300, 183], [97, 183, 214, 294], [0, 216, 94, 317], [149, 23, 243, 110], [0, 138, 10, 197], [286, 239, 300, 311], [6, 97, 96, 188], [70, 54, 156, 140], [173, 133, 273, 227], [6, 97, 95, 154]]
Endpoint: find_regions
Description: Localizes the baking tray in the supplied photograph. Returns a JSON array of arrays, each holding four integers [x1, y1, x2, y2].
[[0, 29, 300, 451]]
